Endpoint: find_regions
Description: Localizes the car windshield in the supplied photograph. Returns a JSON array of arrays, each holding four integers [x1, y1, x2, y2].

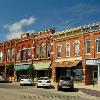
[[38, 77, 49, 80], [60, 77, 71, 80]]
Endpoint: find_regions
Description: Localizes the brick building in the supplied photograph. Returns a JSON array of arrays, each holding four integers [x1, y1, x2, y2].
[[51, 22, 100, 85], [0, 22, 100, 85], [0, 28, 55, 81]]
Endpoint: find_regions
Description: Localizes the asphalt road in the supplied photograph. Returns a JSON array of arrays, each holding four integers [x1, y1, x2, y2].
[[0, 83, 98, 100]]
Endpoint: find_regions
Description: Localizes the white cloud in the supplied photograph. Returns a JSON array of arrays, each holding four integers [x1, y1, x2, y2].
[[4, 16, 36, 40]]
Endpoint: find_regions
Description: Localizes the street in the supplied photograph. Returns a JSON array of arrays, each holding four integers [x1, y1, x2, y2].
[[0, 83, 98, 100]]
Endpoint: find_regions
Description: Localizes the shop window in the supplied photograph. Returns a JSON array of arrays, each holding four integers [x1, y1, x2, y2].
[[47, 44, 51, 58], [86, 39, 90, 53], [66, 43, 70, 57], [28, 49, 31, 59], [57, 46, 62, 58], [41, 45, 46, 58], [17, 51, 20, 61], [74, 42, 80, 56], [73, 69, 82, 80], [96, 37, 100, 53]]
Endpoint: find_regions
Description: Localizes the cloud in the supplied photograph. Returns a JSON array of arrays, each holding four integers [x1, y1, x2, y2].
[[4, 16, 36, 40]]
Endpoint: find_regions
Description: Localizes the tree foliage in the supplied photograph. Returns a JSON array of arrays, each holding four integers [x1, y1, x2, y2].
[[27, 64, 35, 79], [6, 62, 14, 76]]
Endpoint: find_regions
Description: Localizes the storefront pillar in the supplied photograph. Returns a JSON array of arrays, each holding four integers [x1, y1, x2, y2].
[[82, 62, 86, 84], [52, 67, 56, 82]]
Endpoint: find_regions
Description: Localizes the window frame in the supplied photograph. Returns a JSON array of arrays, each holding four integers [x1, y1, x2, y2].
[[66, 43, 70, 57], [57, 45, 62, 58], [86, 39, 91, 53], [74, 41, 80, 56], [96, 37, 100, 53]]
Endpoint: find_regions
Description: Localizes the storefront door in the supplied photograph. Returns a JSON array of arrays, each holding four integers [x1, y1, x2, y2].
[[93, 66, 98, 83]]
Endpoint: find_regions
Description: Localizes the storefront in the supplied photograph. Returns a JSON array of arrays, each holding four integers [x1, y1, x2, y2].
[[0, 63, 5, 76], [33, 61, 51, 78], [15, 62, 31, 81], [85, 59, 100, 84], [51, 61, 82, 82]]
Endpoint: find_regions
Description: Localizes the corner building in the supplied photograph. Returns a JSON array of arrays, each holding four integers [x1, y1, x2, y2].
[[51, 22, 100, 85]]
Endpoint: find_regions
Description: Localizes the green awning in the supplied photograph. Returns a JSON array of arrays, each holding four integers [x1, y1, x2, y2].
[[15, 63, 30, 71], [33, 61, 51, 70]]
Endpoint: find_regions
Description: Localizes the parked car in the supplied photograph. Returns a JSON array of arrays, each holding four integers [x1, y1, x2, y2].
[[0, 75, 5, 81], [20, 77, 33, 86], [36, 77, 51, 88], [57, 76, 74, 91]]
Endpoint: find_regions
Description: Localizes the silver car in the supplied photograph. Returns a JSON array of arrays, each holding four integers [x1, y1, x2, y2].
[[57, 76, 74, 91]]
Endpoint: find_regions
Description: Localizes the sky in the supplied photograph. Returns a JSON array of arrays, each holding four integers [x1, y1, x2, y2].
[[0, 0, 100, 41]]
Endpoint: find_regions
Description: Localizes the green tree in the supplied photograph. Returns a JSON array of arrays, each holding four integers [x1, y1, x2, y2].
[[6, 62, 14, 77], [27, 64, 35, 79]]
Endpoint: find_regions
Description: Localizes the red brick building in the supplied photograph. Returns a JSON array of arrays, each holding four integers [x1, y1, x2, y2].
[[51, 22, 100, 85], [0, 28, 55, 81], [0, 22, 100, 85]]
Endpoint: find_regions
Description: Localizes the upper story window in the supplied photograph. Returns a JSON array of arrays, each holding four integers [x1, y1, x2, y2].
[[35, 46, 39, 59], [28, 49, 31, 59], [17, 51, 20, 61], [66, 43, 70, 57], [47, 43, 51, 58], [96, 37, 100, 53], [74, 41, 80, 56], [12, 48, 14, 60], [22, 49, 26, 61], [7, 49, 10, 61], [41, 45, 46, 58], [57, 45, 62, 58], [86, 39, 90, 53], [0, 52, 3, 61]]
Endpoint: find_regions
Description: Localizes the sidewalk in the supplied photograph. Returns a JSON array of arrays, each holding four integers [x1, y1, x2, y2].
[[74, 83, 100, 97]]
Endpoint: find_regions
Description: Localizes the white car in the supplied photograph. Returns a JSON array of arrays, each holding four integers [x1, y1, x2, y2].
[[20, 78, 33, 86], [0, 75, 5, 81], [37, 77, 51, 88]]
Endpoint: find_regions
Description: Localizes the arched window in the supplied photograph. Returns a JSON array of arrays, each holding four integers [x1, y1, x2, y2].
[[47, 43, 51, 58], [74, 41, 80, 56]]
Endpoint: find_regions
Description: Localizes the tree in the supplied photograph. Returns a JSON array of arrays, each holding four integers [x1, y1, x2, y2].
[[6, 62, 14, 77], [27, 64, 35, 79]]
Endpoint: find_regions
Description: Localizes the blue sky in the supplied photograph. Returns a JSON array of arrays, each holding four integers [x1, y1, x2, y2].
[[0, 0, 100, 41]]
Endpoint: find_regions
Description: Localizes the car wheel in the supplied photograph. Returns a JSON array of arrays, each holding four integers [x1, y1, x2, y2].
[[58, 87, 61, 91]]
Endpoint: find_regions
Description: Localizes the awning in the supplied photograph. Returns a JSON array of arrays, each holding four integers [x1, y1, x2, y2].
[[15, 63, 30, 71], [51, 61, 81, 68], [33, 61, 51, 70]]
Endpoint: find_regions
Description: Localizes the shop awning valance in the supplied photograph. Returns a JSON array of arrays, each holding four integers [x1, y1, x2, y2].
[[51, 61, 81, 68], [15, 63, 31, 71], [33, 61, 51, 70]]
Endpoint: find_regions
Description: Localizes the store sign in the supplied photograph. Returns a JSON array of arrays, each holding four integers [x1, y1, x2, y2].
[[85, 59, 97, 65]]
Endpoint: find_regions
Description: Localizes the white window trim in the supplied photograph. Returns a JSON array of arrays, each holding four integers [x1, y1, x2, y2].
[[96, 37, 100, 53], [74, 41, 80, 56], [86, 39, 91, 54], [56, 45, 62, 58], [65, 43, 70, 57]]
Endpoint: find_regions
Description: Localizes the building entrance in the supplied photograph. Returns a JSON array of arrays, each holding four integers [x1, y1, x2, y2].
[[93, 66, 98, 83]]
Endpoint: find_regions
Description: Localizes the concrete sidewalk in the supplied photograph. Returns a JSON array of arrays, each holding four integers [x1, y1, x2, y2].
[[74, 83, 100, 98]]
